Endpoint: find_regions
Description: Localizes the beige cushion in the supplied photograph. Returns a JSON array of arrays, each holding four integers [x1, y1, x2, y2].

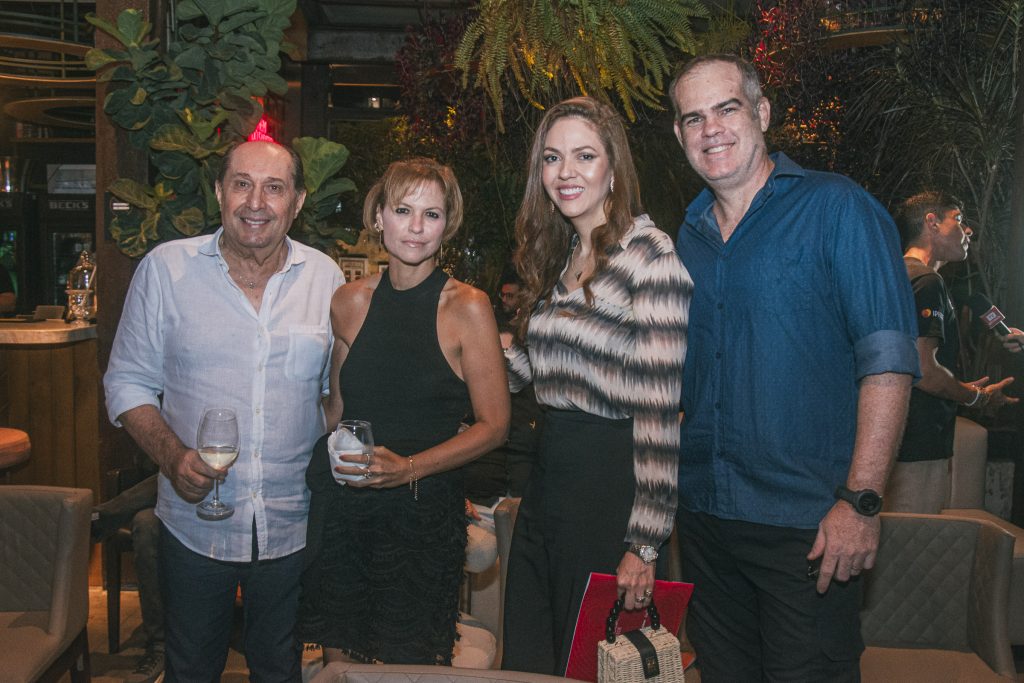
[[949, 416, 987, 509], [454, 613, 497, 669], [0, 611, 61, 682], [466, 523, 498, 574], [861, 646, 1009, 682], [312, 662, 572, 683]]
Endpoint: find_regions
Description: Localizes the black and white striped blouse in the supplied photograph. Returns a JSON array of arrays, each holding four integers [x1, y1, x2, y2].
[[507, 215, 692, 547]]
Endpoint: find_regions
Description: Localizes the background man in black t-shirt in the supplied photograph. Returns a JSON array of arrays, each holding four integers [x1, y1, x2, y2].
[[887, 191, 1019, 512]]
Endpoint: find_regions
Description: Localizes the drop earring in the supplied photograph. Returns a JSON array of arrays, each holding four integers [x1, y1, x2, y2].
[[610, 176, 615, 193]]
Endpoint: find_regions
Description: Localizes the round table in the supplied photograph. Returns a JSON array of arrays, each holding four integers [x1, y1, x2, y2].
[[0, 427, 31, 482]]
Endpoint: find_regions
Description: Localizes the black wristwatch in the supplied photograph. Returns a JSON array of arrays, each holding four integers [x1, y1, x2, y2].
[[834, 485, 883, 516]]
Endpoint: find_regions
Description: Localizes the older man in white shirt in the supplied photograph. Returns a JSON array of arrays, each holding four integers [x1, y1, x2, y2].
[[105, 140, 343, 682]]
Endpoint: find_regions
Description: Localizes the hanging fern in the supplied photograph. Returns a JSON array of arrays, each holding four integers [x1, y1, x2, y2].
[[455, 0, 708, 129]]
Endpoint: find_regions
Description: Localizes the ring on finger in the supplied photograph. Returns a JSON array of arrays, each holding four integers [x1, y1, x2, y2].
[[643, 588, 653, 597], [362, 470, 374, 480], [364, 453, 371, 466]]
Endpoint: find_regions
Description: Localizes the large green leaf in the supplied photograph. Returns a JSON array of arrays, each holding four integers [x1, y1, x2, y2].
[[177, 23, 214, 43], [171, 207, 206, 236], [103, 86, 134, 114], [314, 177, 356, 202], [174, 45, 207, 71], [225, 59, 257, 82], [293, 137, 352, 195], [150, 125, 203, 157], [86, 12, 134, 47], [116, 9, 152, 48], [219, 10, 267, 34], [153, 151, 195, 179], [85, 48, 118, 71], [139, 211, 161, 242], [129, 47, 161, 73], [109, 215, 150, 258], [177, 107, 228, 142], [110, 99, 152, 130], [196, 0, 226, 24], [175, 0, 202, 21], [109, 178, 158, 211]]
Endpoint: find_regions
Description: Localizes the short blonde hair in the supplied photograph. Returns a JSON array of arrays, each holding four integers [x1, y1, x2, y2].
[[362, 157, 464, 242]]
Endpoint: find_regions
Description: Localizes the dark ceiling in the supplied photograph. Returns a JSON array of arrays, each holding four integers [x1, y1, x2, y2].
[[294, 0, 471, 118]]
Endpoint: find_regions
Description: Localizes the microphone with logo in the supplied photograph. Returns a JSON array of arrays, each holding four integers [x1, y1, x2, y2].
[[968, 293, 1024, 352]]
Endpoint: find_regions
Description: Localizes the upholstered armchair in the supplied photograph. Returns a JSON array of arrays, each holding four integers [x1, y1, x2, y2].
[[0, 485, 92, 682], [861, 512, 1016, 682]]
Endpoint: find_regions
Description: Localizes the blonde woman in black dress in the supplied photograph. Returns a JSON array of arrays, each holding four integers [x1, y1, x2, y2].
[[297, 158, 509, 664]]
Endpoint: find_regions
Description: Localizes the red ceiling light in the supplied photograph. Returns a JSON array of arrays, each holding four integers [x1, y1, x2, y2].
[[248, 114, 274, 142]]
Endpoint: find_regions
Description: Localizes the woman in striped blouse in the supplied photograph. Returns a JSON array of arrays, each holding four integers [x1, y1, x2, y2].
[[501, 96, 693, 675]]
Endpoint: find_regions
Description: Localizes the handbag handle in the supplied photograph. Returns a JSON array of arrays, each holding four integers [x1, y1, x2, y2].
[[605, 595, 662, 643]]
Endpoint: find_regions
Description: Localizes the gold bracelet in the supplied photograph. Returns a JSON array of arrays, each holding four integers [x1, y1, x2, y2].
[[408, 456, 418, 502]]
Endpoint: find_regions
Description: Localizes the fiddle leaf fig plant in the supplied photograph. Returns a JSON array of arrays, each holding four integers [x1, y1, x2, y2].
[[88, 1, 355, 257]]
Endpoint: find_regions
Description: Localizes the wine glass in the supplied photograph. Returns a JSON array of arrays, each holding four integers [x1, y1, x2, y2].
[[329, 420, 374, 483], [195, 408, 239, 520]]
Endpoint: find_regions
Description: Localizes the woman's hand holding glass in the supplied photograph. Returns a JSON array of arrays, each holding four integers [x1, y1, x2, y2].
[[340, 444, 414, 490]]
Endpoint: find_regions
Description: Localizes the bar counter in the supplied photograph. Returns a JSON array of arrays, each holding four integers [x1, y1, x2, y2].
[[0, 320, 100, 500]]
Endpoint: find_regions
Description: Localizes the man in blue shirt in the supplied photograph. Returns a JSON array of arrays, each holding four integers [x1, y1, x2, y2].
[[670, 54, 919, 681]]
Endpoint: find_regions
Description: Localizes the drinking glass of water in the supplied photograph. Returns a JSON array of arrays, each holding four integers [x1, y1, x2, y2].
[[195, 407, 239, 520], [329, 420, 374, 483]]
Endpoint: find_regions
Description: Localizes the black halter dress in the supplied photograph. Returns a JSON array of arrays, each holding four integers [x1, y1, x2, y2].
[[297, 268, 470, 664]]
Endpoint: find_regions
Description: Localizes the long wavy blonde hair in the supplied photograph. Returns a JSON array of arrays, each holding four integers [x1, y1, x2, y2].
[[513, 97, 643, 340]]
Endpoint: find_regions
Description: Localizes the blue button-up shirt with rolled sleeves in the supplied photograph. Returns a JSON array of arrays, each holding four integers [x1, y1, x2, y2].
[[104, 229, 344, 561], [675, 153, 919, 529]]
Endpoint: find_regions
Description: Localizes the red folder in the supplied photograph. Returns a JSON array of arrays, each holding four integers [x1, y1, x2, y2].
[[564, 573, 695, 682]]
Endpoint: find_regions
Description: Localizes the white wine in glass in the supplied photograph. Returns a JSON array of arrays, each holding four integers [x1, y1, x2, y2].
[[196, 407, 239, 521]]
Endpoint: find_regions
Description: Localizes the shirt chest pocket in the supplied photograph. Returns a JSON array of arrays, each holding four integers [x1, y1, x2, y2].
[[286, 325, 329, 381], [770, 248, 816, 312]]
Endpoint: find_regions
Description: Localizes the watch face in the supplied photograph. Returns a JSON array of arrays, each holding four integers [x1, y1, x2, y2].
[[856, 491, 882, 515], [639, 546, 657, 563]]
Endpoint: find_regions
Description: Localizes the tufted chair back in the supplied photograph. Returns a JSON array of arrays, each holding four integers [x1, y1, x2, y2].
[[0, 485, 92, 682], [860, 512, 1016, 681]]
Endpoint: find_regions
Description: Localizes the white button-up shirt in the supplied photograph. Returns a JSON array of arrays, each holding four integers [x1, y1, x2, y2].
[[105, 229, 343, 561]]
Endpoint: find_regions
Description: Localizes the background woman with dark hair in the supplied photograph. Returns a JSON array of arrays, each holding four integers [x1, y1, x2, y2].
[[501, 97, 692, 675]]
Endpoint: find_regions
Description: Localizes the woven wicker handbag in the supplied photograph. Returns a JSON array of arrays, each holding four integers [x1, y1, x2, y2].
[[597, 597, 684, 683]]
